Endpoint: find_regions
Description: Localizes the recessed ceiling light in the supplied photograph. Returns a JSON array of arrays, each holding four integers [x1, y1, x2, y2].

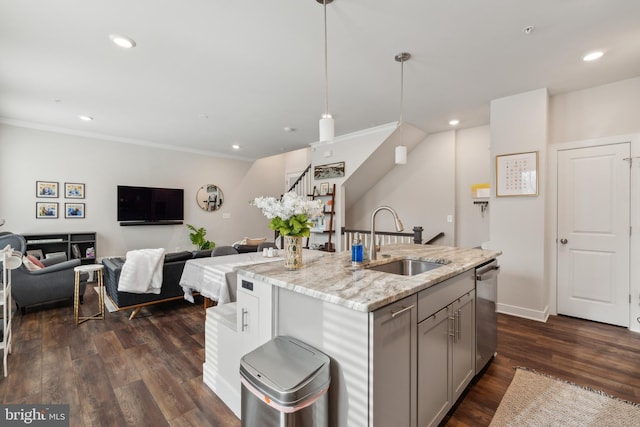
[[232, 144, 240, 150], [78, 115, 94, 121], [449, 119, 460, 126], [283, 127, 296, 132], [109, 34, 136, 49], [583, 51, 604, 62]]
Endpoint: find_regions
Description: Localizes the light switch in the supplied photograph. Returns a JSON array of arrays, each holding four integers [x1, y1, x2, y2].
[[447, 215, 453, 223]]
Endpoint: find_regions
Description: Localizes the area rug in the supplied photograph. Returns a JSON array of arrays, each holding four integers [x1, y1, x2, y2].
[[490, 367, 640, 426], [93, 286, 117, 313]]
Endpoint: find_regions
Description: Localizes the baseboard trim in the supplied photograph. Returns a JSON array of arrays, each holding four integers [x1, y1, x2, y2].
[[497, 303, 549, 323]]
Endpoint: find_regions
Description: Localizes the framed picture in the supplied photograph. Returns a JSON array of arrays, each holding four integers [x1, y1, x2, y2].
[[314, 161, 345, 179], [36, 181, 59, 198], [64, 182, 85, 199], [496, 151, 538, 197], [65, 202, 85, 218], [319, 182, 329, 195], [36, 202, 58, 218]]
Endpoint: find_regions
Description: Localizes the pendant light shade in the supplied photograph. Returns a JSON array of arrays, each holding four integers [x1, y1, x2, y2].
[[395, 145, 407, 165], [319, 114, 334, 142], [318, 0, 335, 142], [395, 52, 411, 165]]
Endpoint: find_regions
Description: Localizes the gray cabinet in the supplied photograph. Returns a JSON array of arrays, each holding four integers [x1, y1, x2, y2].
[[417, 270, 475, 427], [372, 294, 417, 427]]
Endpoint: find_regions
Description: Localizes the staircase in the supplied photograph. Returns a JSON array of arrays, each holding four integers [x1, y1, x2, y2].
[[287, 164, 313, 196]]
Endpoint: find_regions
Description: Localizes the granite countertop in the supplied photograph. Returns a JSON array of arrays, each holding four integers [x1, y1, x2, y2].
[[236, 244, 502, 312]]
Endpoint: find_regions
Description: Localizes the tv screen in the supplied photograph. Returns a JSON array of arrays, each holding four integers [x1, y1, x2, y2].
[[117, 185, 184, 223]]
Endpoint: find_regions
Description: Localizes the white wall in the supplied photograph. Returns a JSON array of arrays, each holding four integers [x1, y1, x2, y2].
[[490, 88, 549, 321], [0, 124, 302, 258], [345, 131, 456, 247], [309, 124, 397, 251], [549, 76, 640, 144], [455, 126, 491, 249]]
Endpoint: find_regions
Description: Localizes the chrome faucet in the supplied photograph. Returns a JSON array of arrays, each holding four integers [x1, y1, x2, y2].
[[369, 206, 404, 261]]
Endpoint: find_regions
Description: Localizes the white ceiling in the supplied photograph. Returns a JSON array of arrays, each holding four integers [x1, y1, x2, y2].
[[1, 0, 639, 161]]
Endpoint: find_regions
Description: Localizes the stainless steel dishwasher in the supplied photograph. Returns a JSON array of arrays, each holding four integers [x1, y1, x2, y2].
[[475, 259, 499, 373]]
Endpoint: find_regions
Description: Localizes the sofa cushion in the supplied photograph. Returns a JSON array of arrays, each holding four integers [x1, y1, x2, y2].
[[163, 251, 193, 263], [192, 249, 213, 258], [23, 255, 44, 271]]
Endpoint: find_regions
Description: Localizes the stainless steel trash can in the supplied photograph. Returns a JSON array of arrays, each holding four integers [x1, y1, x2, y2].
[[240, 336, 330, 427]]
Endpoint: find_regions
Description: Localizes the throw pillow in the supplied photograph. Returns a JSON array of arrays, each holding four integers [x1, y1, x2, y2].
[[245, 237, 266, 246], [23, 255, 44, 271]]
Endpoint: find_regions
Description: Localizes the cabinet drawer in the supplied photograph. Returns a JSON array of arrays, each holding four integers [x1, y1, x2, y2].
[[418, 270, 474, 323]]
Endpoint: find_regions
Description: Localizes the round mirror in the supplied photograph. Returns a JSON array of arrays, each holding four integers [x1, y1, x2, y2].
[[196, 184, 224, 211]]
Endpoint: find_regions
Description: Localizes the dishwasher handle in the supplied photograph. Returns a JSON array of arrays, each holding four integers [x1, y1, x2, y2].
[[476, 261, 500, 281]]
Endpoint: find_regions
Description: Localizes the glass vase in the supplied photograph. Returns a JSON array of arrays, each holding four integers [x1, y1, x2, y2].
[[283, 235, 303, 270]]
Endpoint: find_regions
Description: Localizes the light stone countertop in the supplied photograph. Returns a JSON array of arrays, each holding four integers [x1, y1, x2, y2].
[[236, 244, 502, 312]]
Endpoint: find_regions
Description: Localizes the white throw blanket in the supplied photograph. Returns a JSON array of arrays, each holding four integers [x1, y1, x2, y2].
[[118, 248, 165, 294]]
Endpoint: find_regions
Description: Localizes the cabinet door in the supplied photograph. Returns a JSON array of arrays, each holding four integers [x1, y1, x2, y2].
[[451, 292, 475, 402], [237, 290, 260, 356], [372, 294, 417, 427], [236, 277, 274, 356], [418, 306, 452, 427]]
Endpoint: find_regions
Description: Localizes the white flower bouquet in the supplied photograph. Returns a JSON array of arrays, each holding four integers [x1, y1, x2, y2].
[[252, 191, 324, 237]]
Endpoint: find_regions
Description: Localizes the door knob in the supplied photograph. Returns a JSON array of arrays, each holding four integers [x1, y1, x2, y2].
[[560, 238, 568, 244]]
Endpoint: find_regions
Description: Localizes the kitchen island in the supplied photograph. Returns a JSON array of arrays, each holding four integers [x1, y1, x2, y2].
[[204, 244, 501, 426]]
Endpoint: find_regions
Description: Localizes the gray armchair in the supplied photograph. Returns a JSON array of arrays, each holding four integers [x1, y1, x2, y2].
[[0, 233, 88, 314]]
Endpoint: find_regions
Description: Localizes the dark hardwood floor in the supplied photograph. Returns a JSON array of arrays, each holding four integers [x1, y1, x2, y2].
[[444, 313, 640, 426], [2, 285, 639, 427], [0, 286, 240, 427]]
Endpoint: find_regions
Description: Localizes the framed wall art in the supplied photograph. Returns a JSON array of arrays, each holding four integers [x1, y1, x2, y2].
[[65, 202, 85, 218], [319, 182, 330, 195], [64, 182, 85, 199], [496, 151, 538, 197], [36, 181, 59, 198], [314, 161, 345, 179], [36, 202, 58, 218]]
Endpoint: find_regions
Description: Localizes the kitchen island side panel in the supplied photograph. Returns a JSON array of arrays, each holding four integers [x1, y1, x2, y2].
[[276, 286, 371, 427]]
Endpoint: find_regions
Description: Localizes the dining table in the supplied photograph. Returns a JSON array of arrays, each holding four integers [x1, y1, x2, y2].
[[179, 251, 283, 306]]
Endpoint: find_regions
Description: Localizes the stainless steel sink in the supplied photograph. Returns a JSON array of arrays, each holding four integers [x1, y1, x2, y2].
[[366, 258, 445, 276]]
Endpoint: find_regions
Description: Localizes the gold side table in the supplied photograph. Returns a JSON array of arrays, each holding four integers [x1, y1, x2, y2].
[[74, 264, 105, 325]]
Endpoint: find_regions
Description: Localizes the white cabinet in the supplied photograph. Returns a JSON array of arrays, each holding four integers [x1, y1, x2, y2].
[[236, 275, 274, 355], [372, 294, 417, 427], [417, 270, 475, 427], [203, 273, 275, 418]]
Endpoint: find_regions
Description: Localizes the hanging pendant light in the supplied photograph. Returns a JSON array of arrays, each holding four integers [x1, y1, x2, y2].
[[395, 52, 411, 165], [317, 0, 334, 142]]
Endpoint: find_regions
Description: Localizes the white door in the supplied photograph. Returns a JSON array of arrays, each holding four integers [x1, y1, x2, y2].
[[557, 143, 630, 326]]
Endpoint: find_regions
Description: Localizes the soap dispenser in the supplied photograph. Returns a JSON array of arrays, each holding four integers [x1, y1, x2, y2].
[[351, 233, 363, 266]]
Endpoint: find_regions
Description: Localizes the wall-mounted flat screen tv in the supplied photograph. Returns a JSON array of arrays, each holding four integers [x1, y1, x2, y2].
[[117, 185, 184, 224]]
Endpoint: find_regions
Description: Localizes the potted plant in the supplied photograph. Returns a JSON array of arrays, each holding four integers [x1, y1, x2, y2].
[[251, 192, 324, 269], [186, 224, 216, 250]]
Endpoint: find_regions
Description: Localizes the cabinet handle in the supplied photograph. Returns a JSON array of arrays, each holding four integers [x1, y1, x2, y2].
[[391, 304, 415, 318], [456, 309, 461, 340], [241, 307, 248, 332], [448, 315, 456, 341]]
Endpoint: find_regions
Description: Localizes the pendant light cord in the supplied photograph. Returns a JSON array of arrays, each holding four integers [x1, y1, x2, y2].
[[399, 57, 404, 126], [323, 0, 329, 117]]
